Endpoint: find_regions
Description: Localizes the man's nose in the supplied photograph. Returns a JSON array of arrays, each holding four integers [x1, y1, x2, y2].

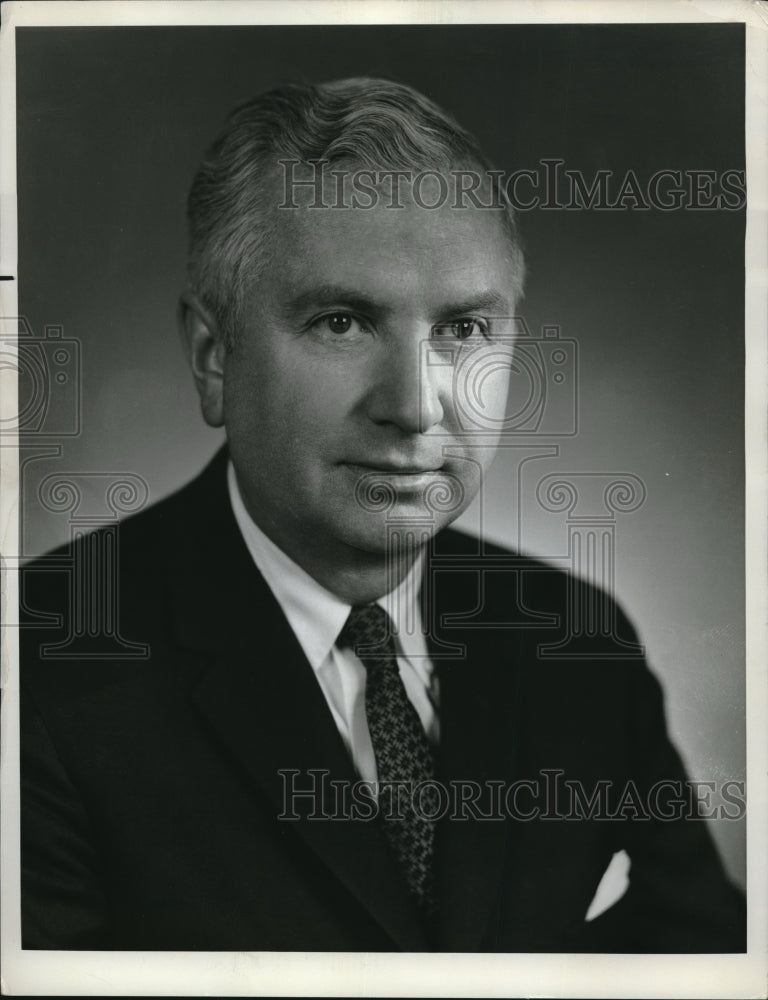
[[365, 332, 446, 434]]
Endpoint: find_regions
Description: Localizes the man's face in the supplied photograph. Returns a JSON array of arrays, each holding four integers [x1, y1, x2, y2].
[[222, 181, 520, 563]]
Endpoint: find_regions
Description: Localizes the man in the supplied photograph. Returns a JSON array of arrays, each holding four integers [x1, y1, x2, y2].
[[20, 78, 745, 952]]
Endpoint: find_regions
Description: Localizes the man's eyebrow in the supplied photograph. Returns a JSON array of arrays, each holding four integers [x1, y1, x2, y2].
[[283, 285, 515, 320], [282, 284, 387, 318], [433, 291, 514, 320]]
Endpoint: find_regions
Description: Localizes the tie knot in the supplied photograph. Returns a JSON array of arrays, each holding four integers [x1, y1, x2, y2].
[[337, 603, 395, 659]]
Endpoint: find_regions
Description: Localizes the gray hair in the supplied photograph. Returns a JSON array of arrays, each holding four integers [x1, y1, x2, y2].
[[186, 77, 525, 348]]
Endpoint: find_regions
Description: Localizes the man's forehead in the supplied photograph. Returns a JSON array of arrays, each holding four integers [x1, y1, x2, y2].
[[264, 193, 518, 299], [268, 232, 517, 322]]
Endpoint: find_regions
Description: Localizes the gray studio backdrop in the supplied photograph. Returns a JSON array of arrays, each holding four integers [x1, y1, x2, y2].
[[16, 25, 745, 885]]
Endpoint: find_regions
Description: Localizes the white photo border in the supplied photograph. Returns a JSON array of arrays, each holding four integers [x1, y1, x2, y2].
[[1, 1, 765, 996]]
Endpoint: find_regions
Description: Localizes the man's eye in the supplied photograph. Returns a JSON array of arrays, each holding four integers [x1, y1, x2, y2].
[[433, 318, 489, 340], [315, 313, 367, 336]]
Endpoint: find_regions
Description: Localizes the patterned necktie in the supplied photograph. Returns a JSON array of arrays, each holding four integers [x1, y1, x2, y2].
[[337, 603, 436, 912]]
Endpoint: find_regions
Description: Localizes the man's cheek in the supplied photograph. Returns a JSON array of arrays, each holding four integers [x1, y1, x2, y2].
[[280, 360, 339, 405], [481, 369, 512, 420]]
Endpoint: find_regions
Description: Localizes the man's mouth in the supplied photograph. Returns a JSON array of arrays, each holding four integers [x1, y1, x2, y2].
[[343, 460, 445, 474], [342, 461, 447, 492]]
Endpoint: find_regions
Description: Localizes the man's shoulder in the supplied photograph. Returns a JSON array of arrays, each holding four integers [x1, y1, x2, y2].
[[20, 448, 229, 628], [27, 448, 226, 566], [437, 525, 643, 659], [437, 526, 573, 602], [106, 446, 228, 551]]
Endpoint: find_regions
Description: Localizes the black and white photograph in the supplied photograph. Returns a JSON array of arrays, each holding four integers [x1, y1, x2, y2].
[[1, 1, 766, 996]]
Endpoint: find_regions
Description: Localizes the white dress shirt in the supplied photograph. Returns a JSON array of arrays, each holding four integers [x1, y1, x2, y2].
[[227, 462, 439, 784]]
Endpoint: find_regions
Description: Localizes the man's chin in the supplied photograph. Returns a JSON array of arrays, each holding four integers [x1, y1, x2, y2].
[[337, 506, 448, 558]]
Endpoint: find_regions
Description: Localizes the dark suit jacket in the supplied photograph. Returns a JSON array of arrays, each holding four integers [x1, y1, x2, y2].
[[19, 448, 745, 951]]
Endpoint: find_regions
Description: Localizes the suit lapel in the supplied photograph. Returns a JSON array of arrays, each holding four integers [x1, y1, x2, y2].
[[164, 450, 428, 950], [424, 533, 520, 951]]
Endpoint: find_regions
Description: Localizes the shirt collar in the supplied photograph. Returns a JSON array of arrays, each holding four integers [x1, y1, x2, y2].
[[227, 462, 427, 675]]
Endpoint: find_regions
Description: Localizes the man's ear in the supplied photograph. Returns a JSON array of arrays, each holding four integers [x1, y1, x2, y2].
[[177, 291, 226, 428]]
